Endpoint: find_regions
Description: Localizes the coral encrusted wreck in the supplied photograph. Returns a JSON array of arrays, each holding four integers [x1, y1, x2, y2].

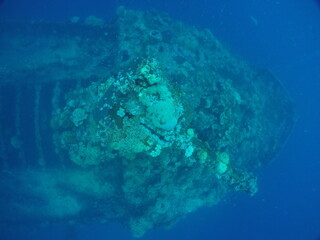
[[0, 7, 294, 237]]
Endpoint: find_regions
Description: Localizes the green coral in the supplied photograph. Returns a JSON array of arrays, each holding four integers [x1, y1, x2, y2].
[[69, 142, 102, 166], [70, 108, 87, 127], [215, 152, 230, 174]]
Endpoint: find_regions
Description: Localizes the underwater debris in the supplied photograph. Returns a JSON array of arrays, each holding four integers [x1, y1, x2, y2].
[[0, 7, 294, 237]]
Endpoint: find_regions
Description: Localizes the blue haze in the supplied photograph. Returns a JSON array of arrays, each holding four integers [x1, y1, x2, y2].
[[1, 0, 320, 239]]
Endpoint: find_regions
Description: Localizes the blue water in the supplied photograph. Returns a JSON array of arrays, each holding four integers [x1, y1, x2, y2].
[[1, 0, 320, 239]]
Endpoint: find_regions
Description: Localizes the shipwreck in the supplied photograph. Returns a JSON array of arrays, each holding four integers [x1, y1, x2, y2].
[[0, 7, 294, 237]]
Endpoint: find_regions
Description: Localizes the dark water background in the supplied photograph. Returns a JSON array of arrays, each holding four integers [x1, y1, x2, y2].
[[1, 0, 320, 239]]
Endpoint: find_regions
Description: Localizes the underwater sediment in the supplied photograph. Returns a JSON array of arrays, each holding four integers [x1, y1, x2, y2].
[[0, 7, 294, 237]]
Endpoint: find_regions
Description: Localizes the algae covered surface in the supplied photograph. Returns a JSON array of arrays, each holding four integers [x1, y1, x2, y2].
[[0, 7, 294, 237]]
